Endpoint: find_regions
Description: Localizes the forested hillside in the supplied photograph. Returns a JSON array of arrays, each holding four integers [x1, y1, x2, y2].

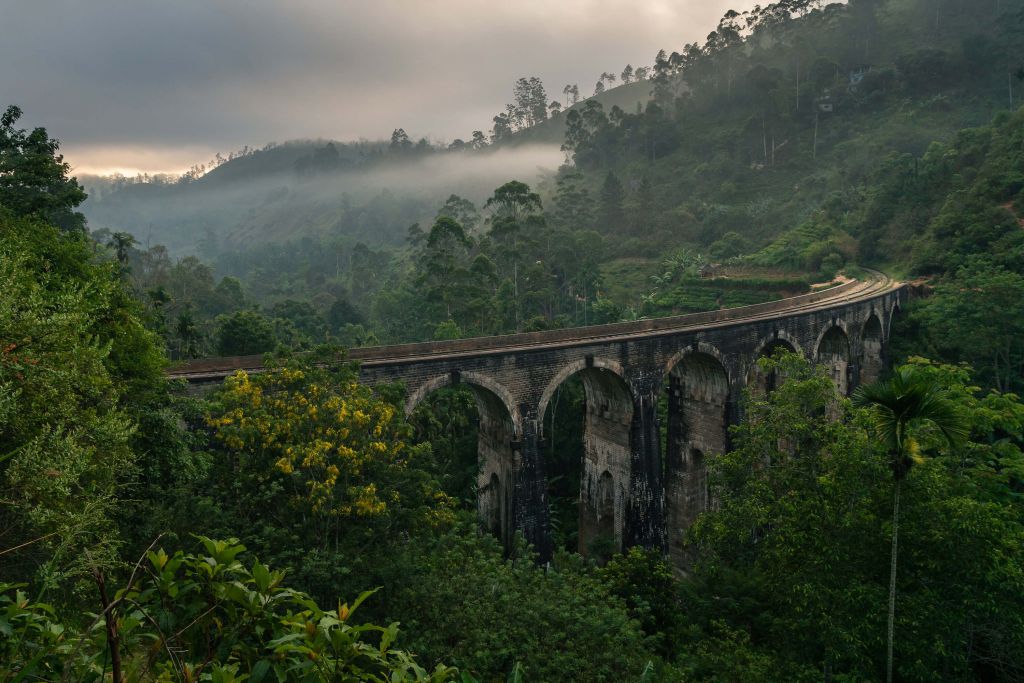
[[5, 0, 1024, 680]]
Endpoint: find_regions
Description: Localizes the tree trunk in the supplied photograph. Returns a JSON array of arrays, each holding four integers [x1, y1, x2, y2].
[[813, 113, 819, 161], [94, 569, 123, 683], [886, 478, 901, 683]]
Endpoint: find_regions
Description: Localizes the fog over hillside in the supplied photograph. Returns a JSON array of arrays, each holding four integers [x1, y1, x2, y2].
[[83, 143, 564, 255]]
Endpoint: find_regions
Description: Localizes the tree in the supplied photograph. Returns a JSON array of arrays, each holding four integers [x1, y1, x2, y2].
[[435, 194, 480, 234], [689, 354, 1024, 679], [490, 112, 513, 141], [485, 182, 543, 331], [201, 354, 453, 603], [470, 130, 489, 149], [0, 105, 87, 232], [271, 299, 326, 342], [512, 76, 548, 127], [911, 263, 1024, 393], [485, 181, 542, 221], [327, 297, 364, 334], [0, 220, 135, 587], [175, 310, 201, 358], [551, 171, 593, 231], [389, 128, 412, 152], [214, 310, 277, 356], [621, 64, 635, 84], [853, 367, 968, 683], [597, 171, 626, 231], [1, 538, 458, 682], [107, 231, 136, 265], [416, 216, 473, 321], [383, 526, 656, 682]]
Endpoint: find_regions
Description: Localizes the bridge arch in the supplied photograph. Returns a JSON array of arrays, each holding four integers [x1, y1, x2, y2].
[[815, 322, 852, 396], [887, 298, 903, 340], [537, 357, 628, 425], [405, 371, 521, 435], [663, 345, 731, 567], [747, 332, 804, 397], [538, 357, 634, 558], [860, 312, 884, 385], [406, 371, 519, 549], [752, 330, 806, 360]]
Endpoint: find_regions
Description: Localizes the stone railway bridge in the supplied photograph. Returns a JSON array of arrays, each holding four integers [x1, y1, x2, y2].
[[171, 274, 907, 567]]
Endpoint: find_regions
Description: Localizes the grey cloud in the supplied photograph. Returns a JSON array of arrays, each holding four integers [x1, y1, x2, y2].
[[1, 0, 757, 172]]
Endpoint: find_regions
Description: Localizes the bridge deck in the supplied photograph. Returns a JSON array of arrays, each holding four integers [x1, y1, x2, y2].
[[169, 272, 899, 382]]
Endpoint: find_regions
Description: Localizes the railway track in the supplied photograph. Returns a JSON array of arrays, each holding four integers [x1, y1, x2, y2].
[[169, 270, 902, 382]]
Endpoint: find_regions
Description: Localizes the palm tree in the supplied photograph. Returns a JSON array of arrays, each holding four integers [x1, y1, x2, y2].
[[852, 367, 968, 683], [107, 231, 136, 265]]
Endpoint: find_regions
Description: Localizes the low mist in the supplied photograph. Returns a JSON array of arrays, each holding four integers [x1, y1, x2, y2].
[[82, 143, 565, 256]]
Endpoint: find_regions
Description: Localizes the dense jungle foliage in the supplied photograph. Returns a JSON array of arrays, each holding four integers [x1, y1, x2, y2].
[[6, 0, 1024, 680]]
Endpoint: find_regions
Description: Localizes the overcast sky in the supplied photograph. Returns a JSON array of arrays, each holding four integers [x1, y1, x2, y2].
[[2, 1, 757, 175]]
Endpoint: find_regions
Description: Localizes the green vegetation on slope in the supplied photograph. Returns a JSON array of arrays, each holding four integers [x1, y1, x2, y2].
[[7, 0, 1024, 679]]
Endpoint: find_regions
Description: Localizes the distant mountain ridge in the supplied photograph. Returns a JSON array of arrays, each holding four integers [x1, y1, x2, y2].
[[80, 80, 651, 255]]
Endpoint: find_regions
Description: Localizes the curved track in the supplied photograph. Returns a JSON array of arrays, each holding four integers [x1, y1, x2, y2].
[[169, 271, 902, 383]]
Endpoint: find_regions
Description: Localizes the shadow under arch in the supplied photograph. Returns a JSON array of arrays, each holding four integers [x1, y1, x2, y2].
[[887, 298, 904, 341], [405, 371, 521, 436], [747, 334, 802, 397], [663, 346, 730, 568], [815, 322, 852, 396], [860, 312, 885, 386], [538, 358, 634, 558], [406, 372, 519, 550]]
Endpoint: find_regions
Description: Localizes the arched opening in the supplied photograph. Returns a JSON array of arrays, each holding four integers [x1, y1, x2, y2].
[[887, 301, 903, 341], [407, 377, 517, 550], [748, 339, 798, 398], [860, 314, 884, 386], [663, 351, 729, 568], [540, 364, 634, 560], [817, 326, 852, 396]]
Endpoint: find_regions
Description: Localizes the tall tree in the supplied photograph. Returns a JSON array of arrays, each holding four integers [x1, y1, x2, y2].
[[597, 171, 626, 232], [0, 105, 86, 231], [485, 182, 543, 330], [389, 128, 412, 152], [107, 231, 136, 265], [416, 216, 473, 321], [853, 368, 968, 683], [436, 194, 480, 234], [551, 172, 593, 232]]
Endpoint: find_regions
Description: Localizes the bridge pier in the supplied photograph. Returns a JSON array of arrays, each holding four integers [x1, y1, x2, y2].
[[576, 366, 634, 558], [625, 386, 665, 552], [663, 350, 732, 568], [514, 410, 553, 562]]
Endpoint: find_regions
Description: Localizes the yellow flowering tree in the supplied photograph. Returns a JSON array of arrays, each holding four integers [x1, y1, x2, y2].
[[206, 352, 453, 548]]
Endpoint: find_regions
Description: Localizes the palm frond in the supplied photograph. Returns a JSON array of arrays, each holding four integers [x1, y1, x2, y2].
[[853, 366, 968, 476]]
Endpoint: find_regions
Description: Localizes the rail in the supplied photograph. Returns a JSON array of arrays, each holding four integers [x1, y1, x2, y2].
[[170, 271, 902, 382]]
